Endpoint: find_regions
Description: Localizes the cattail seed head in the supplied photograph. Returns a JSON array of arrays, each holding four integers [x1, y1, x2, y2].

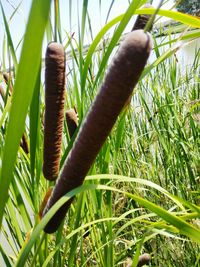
[[126, 253, 151, 267], [43, 42, 66, 181], [20, 134, 29, 154], [137, 253, 151, 267], [43, 30, 152, 233], [65, 108, 78, 138]]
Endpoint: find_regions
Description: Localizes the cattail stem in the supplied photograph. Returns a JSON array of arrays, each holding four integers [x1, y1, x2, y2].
[[132, 4, 153, 32], [43, 42, 66, 181], [43, 30, 152, 233]]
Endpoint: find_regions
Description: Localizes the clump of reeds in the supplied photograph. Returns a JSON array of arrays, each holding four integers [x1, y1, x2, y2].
[[42, 30, 152, 233], [43, 42, 66, 181]]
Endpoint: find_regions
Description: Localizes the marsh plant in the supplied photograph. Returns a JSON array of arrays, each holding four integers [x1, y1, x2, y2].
[[0, 0, 200, 266]]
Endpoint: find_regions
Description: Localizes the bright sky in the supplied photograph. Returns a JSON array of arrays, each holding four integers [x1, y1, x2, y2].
[[0, 0, 174, 69]]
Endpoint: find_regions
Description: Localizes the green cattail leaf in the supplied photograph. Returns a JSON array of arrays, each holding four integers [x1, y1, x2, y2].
[[137, 8, 200, 29]]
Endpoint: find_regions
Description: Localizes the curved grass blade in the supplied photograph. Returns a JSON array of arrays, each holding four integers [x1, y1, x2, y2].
[[0, 0, 52, 230], [16, 179, 200, 266], [82, 7, 200, 92], [127, 192, 200, 243], [138, 8, 200, 29]]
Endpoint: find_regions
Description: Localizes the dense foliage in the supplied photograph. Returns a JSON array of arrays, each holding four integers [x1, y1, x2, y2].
[[176, 0, 200, 16]]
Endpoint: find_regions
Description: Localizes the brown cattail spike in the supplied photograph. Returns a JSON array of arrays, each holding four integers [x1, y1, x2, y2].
[[0, 85, 5, 101], [65, 108, 78, 138], [137, 253, 151, 267], [43, 30, 152, 233], [3, 72, 13, 94], [43, 42, 66, 181], [132, 4, 153, 32], [20, 134, 29, 154], [126, 253, 151, 267]]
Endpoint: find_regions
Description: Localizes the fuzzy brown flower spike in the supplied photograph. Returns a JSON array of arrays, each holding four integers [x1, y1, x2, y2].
[[65, 108, 78, 138], [43, 30, 152, 233], [126, 253, 151, 267], [43, 42, 66, 181]]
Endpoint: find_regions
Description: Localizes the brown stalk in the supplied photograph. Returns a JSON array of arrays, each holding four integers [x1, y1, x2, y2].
[[43, 42, 66, 181], [39, 188, 53, 220], [43, 30, 152, 233]]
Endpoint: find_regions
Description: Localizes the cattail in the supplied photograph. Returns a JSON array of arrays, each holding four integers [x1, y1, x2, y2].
[[132, 4, 153, 32], [65, 108, 78, 138], [3, 72, 13, 94], [20, 134, 29, 154], [43, 30, 152, 233], [0, 85, 5, 100], [126, 253, 151, 267], [137, 253, 151, 267], [39, 188, 53, 220], [43, 42, 66, 181]]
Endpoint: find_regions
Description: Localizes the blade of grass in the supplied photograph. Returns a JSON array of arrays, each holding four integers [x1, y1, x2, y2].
[[138, 8, 200, 29], [30, 66, 41, 180]]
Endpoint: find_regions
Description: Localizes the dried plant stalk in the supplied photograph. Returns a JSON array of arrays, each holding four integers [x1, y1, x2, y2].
[[43, 30, 152, 233], [43, 42, 66, 181], [39, 188, 53, 220]]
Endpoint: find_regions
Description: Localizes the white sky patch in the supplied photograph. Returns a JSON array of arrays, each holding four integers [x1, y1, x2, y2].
[[0, 0, 176, 70]]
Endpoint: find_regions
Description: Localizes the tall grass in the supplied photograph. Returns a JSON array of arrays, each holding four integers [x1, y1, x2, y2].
[[0, 0, 200, 266]]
